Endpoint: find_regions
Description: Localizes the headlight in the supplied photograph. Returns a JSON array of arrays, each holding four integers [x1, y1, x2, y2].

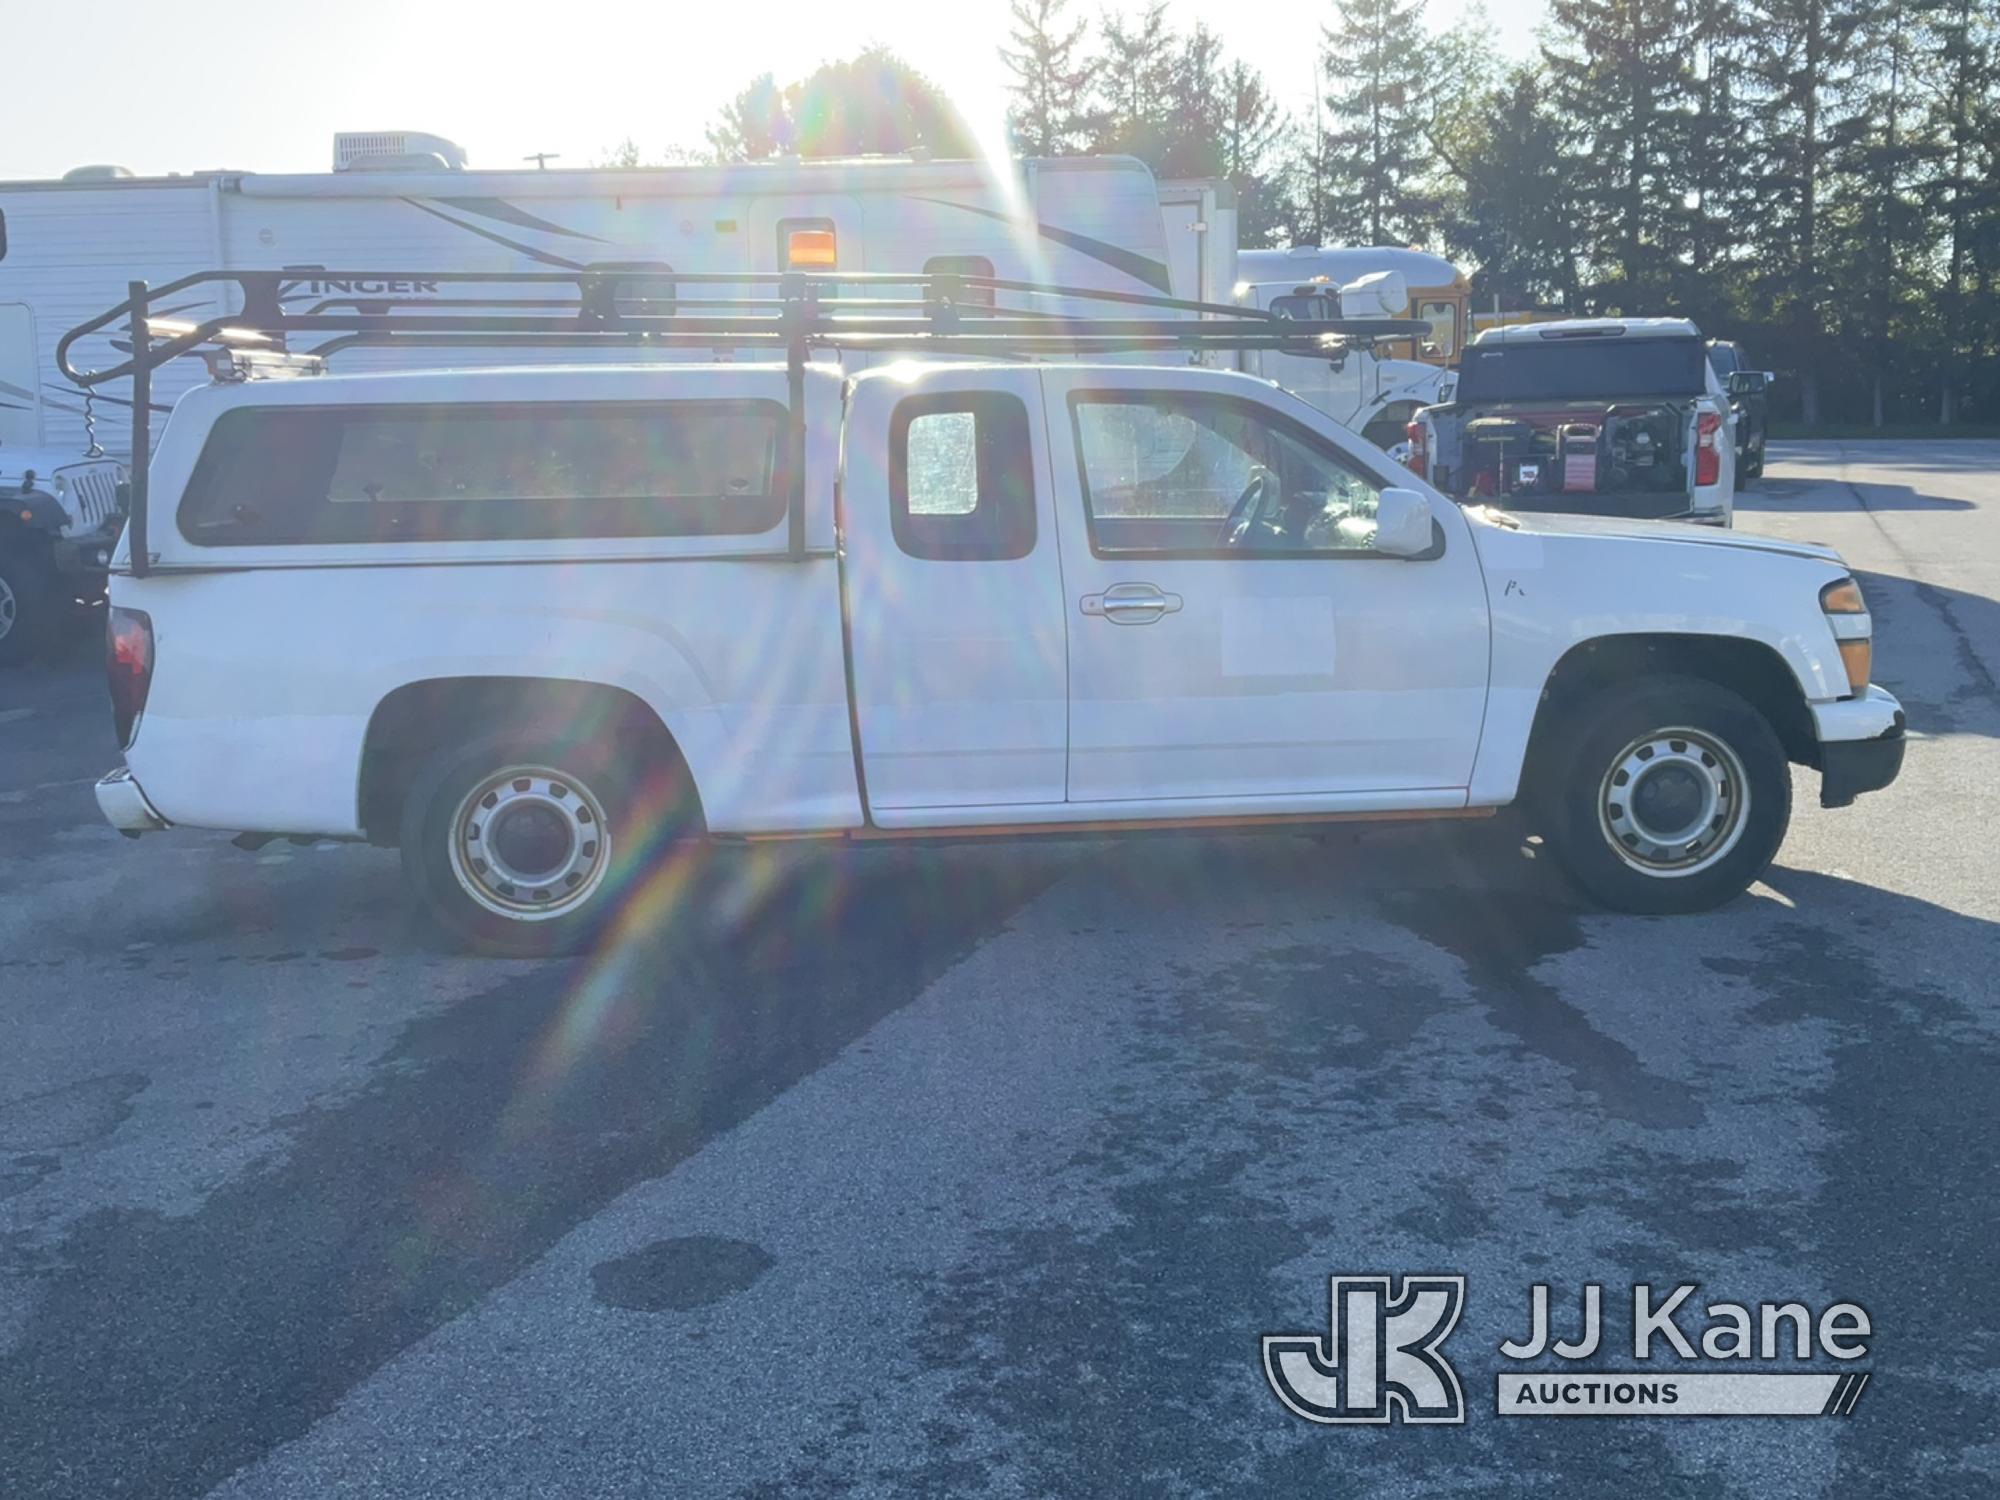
[[1820, 577, 1871, 693]]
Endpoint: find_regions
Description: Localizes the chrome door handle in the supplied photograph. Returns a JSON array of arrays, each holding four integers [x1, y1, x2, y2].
[[1081, 584, 1183, 624]]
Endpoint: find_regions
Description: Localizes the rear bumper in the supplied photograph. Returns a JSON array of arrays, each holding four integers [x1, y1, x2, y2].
[[96, 767, 170, 836], [1811, 685, 1907, 808]]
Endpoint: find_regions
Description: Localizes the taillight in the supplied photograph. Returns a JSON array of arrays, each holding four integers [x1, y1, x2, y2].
[[1405, 420, 1429, 479], [107, 606, 153, 749], [1696, 409, 1724, 487]]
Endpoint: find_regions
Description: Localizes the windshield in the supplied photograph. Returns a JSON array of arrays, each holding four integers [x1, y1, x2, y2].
[[1458, 337, 1708, 402]]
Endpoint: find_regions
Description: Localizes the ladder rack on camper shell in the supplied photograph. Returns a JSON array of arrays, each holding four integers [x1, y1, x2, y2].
[[57, 268, 1432, 578]]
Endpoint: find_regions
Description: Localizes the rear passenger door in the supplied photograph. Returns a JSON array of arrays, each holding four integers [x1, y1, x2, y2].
[[840, 369, 1071, 821]]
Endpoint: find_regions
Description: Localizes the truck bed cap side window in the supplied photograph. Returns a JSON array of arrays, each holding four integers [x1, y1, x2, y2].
[[177, 400, 788, 545], [890, 393, 1035, 561]]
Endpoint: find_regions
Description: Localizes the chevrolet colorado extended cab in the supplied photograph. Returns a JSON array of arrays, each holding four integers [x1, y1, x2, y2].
[[1407, 319, 1737, 526], [75, 269, 1902, 955], [90, 354, 1907, 954]]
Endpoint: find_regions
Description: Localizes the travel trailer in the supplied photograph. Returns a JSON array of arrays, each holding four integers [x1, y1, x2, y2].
[[1161, 186, 1455, 443], [4, 136, 1446, 467], [2, 137, 1181, 465]]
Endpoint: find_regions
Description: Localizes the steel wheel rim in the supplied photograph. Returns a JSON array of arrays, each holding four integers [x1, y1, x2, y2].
[[1597, 726, 1750, 878], [0, 575, 15, 640], [447, 765, 611, 921]]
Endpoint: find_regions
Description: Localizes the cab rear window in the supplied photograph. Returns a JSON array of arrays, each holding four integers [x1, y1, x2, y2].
[[177, 400, 788, 545]]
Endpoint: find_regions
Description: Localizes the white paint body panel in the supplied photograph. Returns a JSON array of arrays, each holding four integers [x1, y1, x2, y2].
[[841, 365, 1071, 811], [1039, 366, 1490, 804]]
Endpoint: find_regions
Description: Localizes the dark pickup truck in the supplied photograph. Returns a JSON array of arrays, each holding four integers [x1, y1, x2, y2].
[[1707, 339, 1772, 482], [1407, 319, 1737, 526]]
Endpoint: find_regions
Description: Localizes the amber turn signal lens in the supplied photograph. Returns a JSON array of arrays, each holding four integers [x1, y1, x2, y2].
[[1837, 638, 1872, 693], [1820, 578, 1867, 614]]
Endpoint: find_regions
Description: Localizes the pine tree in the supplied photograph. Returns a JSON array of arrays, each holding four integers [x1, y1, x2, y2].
[[1433, 67, 1585, 311], [1829, 0, 1936, 423], [1678, 0, 1756, 325], [1095, 2, 1179, 160], [1917, 0, 2000, 421], [1001, 0, 1098, 156], [1319, 0, 1433, 245], [1541, 0, 1698, 311], [1159, 22, 1230, 177], [1736, 0, 1872, 421]]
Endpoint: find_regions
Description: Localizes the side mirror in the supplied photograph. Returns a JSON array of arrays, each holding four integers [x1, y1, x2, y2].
[[1375, 487, 1435, 557]]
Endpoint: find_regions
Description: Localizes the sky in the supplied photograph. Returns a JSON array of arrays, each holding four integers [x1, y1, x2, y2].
[[0, 0, 1543, 182]]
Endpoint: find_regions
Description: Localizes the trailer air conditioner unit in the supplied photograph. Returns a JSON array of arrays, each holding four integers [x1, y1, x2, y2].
[[332, 131, 468, 173]]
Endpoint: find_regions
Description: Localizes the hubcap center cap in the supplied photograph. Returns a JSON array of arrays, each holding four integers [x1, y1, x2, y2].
[[489, 802, 573, 879], [448, 766, 611, 921], [1630, 762, 1708, 841]]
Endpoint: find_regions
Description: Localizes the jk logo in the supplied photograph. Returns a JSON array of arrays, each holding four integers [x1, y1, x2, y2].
[[1263, 1274, 1467, 1425]]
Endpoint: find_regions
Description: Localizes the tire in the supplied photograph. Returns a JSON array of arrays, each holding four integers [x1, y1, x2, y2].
[[398, 726, 695, 956], [1537, 675, 1790, 915], [0, 541, 59, 668]]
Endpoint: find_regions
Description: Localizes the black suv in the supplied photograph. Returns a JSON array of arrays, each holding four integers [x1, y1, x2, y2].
[[1706, 341, 1771, 483]]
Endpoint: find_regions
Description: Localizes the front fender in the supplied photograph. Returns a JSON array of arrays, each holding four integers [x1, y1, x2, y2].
[[1466, 522, 1853, 805]]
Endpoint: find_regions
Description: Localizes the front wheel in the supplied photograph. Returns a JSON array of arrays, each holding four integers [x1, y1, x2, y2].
[[1538, 676, 1791, 915], [399, 729, 693, 956], [0, 542, 59, 668]]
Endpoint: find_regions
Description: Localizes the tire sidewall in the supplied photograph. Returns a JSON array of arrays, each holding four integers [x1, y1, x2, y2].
[[0, 543, 57, 667], [1542, 676, 1791, 915], [399, 729, 670, 956]]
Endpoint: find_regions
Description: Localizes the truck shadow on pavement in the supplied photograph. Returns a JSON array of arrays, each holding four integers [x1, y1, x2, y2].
[[1750, 474, 1973, 511], [1852, 567, 2000, 742]]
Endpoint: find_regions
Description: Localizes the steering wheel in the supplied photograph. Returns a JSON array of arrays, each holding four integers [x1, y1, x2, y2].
[[1218, 466, 1276, 548]]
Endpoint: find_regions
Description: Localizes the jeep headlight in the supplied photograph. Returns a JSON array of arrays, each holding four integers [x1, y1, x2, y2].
[[1820, 578, 1871, 694]]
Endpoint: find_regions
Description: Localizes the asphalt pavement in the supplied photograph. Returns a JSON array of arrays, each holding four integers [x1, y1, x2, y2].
[[1, 441, 1996, 1498]]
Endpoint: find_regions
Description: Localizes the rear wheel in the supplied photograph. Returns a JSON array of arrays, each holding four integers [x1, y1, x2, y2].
[[399, 728, 693, 956], [1538, 676, 1790, 914]]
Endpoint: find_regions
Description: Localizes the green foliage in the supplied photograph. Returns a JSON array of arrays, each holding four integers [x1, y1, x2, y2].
[[1319, 0, 1435, 244], [651, 3, 2000, 423], [704, 48, 976, 162], [1002, 0, 1098, 155]]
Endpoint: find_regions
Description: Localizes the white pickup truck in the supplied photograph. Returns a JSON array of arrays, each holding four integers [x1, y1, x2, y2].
[[79, 274, 1905, 955]]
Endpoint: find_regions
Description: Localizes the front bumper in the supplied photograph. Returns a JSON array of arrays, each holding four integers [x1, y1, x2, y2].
[[1810, 685, 1907, 808], [96, 768, 170, 836]]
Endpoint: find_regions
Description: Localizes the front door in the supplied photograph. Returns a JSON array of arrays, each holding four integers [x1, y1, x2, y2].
[[840, 368, 1071, 820], [1042, 368, 1489, 809]]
